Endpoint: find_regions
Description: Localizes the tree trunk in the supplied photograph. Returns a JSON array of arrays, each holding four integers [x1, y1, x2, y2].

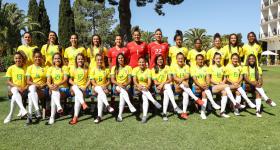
[[118, 0, 132, 43]]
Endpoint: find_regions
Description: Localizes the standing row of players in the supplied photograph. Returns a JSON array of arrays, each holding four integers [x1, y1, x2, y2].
[[4, 27, 277, 125]]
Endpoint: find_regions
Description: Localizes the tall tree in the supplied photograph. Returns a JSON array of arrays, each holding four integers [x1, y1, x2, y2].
[[73, 0, 116, 47], [183, 28, 212, 50], [58, 0, 75, 48], [38, 0, 50, 48], [27, 0, 41, 46]]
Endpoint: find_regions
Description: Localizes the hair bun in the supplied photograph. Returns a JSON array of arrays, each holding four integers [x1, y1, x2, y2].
[[175, 30, 183, 36], [214, 33, 221, 38]]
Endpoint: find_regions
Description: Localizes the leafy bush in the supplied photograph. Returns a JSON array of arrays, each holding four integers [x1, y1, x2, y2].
[[0, 55, 14, 72]]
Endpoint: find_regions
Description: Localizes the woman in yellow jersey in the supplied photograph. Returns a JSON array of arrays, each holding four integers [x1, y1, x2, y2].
[[223, 34, 243, 65], [207, 52, 245, 118], [206, 33, 227, 66], [64, 34, 87, 68], [46, 53, 69, 125], [187, 38, 206, 67], [111, 53, 136, 122], [191, 54, 220, 119], [4, 52, 29, 124], [25, 50, 48, 124], [87, 35, 108, 69], [172, 53, 204, 120], [225, 53, 256, 116], [17, 32, 38, 66], [168, 30, 188, 66], [243, 54, 276, 117], [152, 55, 182, 121], [242, 32, 262, 65], [90, 54, 114, 124], [41, 31, 62, 66], [69, 53, 90, 125], [132, 57, 162, 123]]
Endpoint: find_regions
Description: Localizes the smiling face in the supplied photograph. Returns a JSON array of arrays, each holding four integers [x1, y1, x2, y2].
[[53, 54, 62, 67], [230, 35, 237, 46], [194, 40, 202, 50], [175, 36, 182, 47], [138, 58, 146, 69], [70, 34, 78, 47], [196, 55, 204, 66], [92, 35, 100, 47], [248, 55, 256, 65], [231, 55, 239, 66], [34, 53, 42, 66], [115, 36, 122, 47], [176, 54, 185, 66], [154, 30, 162, 42], [213, 54, 221, 65], [49, 32, 57, 44], [133, 31, 141, 42], [117, 54, 125, 66], [96, 55, 103, 67], [214, 38, 221, 49], [156, 56, 164, 67], [248, 33, 256, 44], [23, 33, 32, 45], [76, 55, 84, 67], [14, 54, 23, 67]]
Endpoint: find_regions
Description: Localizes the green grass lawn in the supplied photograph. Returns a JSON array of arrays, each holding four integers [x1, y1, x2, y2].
[[0, 66, 279, 149]]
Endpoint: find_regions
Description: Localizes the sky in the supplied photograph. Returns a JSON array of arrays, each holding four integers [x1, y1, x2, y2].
[[4, 0, 261, 44]]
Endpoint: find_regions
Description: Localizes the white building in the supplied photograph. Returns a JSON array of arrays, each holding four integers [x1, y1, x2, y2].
[[260, 0, 280, 64]]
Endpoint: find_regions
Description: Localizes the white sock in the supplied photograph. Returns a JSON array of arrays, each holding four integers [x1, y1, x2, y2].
[[50, 98, 56, 119], [164, 84, 178, 109], [72, 85, 85, 104], [52, 90, 62, 111], [6, 99, 16, 119], [237, 87, 253, 104], [27, 93, 33, 114], [255, 98, 262, 112], [224, 87, 236, 105], [29, 85, 39, 111], [180, 84, 198, 100], [205, 89, 218, 106], [182, 92, 189, 113], [118, 95, 125, 118], [201, 98, 207, 112], [117, 86, 135, 112], [142, 94, 149, 117], [142, 91, 157, 104], [255, 87, 269, 101], [74, 96, 81, 117], [95, 86, 109, 106], [11, 87, 27, 114], [163, 90, 169, 114], [97, 95, 104, 117], [221, 96, 227, 113]]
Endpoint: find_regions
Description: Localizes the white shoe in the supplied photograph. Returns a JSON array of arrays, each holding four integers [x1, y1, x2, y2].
[[175, 107, 183, 114], [270, 101, 277, 107], [162, 114, 168, 121], [212, 103, 221, 110], [239, 104, 246, 109], [221, 113, 230, 118], [256, 112, 262, 118], [154, 102, 162, 109], [17, 111, 22, 117], [107, 106, 114, 113], [266, 99, 277, 107], [200, 111, 207, 120], [130, 107, 136, 113], [49, 117, 55, 125], [4, 115, 12, 124], [234, 109, 240, 116], [247, 101, 256, 108]]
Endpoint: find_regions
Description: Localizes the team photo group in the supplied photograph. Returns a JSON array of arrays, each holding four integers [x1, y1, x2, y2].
[[4, 26, 277, 126]]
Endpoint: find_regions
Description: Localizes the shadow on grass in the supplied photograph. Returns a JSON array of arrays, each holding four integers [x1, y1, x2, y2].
[[0, 96, 8, 102]]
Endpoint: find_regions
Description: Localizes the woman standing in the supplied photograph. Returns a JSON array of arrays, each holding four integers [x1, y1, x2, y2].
[[242, 32, 262, 65], [169, 30, 188, 66], [187, 39, 206, 67], [206, 33, 226, 66], [17, 32, 38, 66], [222, 34, 243, 65], [87, 35, 108, 69]]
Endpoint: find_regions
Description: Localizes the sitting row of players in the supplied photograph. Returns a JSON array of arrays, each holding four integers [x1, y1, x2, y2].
[[4, 48, 276, 125]]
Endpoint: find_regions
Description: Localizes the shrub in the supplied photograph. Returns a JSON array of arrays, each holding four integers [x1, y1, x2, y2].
[[0, 55, 14, 72]]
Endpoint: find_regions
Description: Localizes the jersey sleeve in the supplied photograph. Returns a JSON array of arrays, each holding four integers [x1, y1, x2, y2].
[[206, 49, 211, 61], [41, 45, 46, 56], [147, 69, 151, 78], [105, 68, 110, 78], [241, 66, 248, 75], [187, 50, 192, 60], [127, 66, 132, 75], [46, 67, 52, 77], [132, 68, 137, 77], [89, 68, 95, 80], [107, 48, 112, 58], [110, 66, 116, 76], [63, 66, 70, 77], [64, 48, 69, 59], [206, 66, 212, 75], [26, 66, 32, 76], [5, 66, 12, 78], [258, 45, 262, 54], [168, 47, 173, 58]]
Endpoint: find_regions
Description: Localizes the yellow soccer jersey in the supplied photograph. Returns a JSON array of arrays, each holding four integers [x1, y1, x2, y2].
[[87, 47, 108, 68], [222, 45, 243, 64], [64, 46, 87, 67], [187, 49, 206, 67], [171, 64, 190, 79], [151, 66, 171, 84], [17, 44, 38, 66], [41, 44, 61, 66], [132, 67, 151, 87], [169, 46, 188, 66], [242, 66, 262, 82], [206, 47, 226, 66], [46, 66, 69, 87], [190, 65, 208, 85], [225, 64, 242, 83], [242, 43, 262, 64], [89, 67, 110, 86], [110, 65, 132, 84], [26, 64, 48, 86], [207, 65, 225, 84], [6, 65, 27, 88], [70, 67, 89, 89]]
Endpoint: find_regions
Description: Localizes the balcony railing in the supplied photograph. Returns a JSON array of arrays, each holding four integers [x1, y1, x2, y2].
[[272, 0, 278, 3], [261, 17, 269, 23]]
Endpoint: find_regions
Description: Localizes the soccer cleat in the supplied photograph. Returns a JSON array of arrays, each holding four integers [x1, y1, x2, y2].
[[266, 99, 276, 107], [94, 116, 101, 124], [116, 116, 123, 122], [82, 102, 89, 110], [47, 117, 55, 125], [200, 111, 207, 120], [69, 117, 78, 125], [141, 116, 147, 123], [26, 117, 32, 125], [106, 106, 114, 113], [220, 112, 230, 118], [211, 103, 221, 110], [180, 113, 188, 120], [4, 115, 12, 124], [247, 101, 256, 108], [195, 99, 204, 106], [235, 103, 246, 109], [174, 107, 183, 114], [162, 114, 168, 121], [256, 111, 262, 118], [130, 107, 137, 113], [234, 109, 240, 116], [17, 111, 22, 117], [154, 102, 162, 109], [35, 110, 42, 119]]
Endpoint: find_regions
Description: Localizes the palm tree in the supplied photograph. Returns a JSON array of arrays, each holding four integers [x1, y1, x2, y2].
[[141, 31, 154, 43], [183, 28, 212, 50]]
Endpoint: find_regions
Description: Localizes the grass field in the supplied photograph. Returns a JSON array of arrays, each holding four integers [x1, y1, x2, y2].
[[0, 66, 279, 150]]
